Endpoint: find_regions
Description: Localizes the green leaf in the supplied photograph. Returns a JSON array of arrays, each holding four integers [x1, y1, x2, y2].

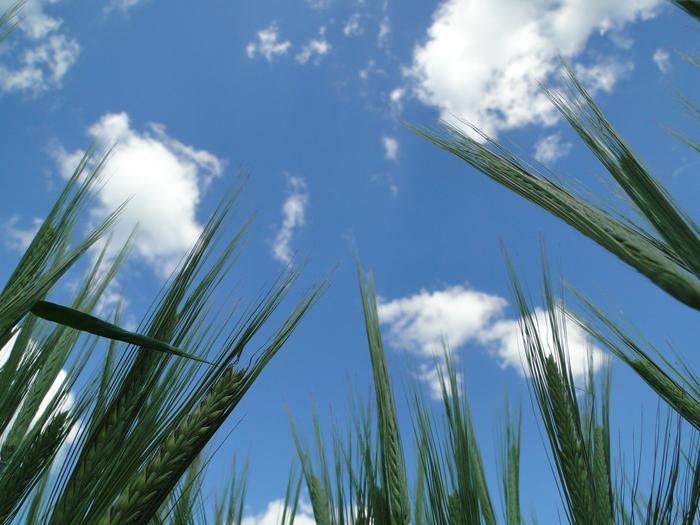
[[29, 301, 213, 365]]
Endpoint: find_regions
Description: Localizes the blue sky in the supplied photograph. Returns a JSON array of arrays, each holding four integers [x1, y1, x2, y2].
[[1, 0, 699, 522]]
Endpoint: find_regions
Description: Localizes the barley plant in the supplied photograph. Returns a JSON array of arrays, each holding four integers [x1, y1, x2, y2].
[[0, 8, 324, 524], [287, 0, 700, 523], [0, 150, 323, 525], [4, 0, 700, 524], [418, 0, 700, 447]]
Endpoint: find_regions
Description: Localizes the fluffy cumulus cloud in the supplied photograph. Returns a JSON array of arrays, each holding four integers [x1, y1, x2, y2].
[[246, 24, 291, 62], [378, 285, 507, 357], [653, 48, 671, 72], [415, 361, 465, 400], [0, 0, 80, 94], [574, 58, 633, 94], [3, 215, 43, 252], [478, 305, 608, 379], [534, 133, 572, 164], [271, 175, 308, 265], [296, 27, 331, 65], [52, 112, 224, 277], [382, 136, 399, 161], [409, 0, 659, 137], [242, 499, 315, 525], [378, 284, 606, 397]]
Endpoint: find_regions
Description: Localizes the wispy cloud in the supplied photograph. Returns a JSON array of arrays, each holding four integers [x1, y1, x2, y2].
[[371, 172, 399, 197], [377, 16, 390, 48], [304, 0, 331, 10], [382, 136, 399, 161], [105, 0, 145, 12], [534, 133, 572, 165], [343, 13, 363, 36], [389, 87, 404, 115], [52, 112, 224, 277], [359, 59, 386, 80], [3, 216, 43, 252], [653, 48, 671, 73], [377, 0, 391, 48], [295, 27, 331, 65], [271, 175, 308, 265], [574, 58, 634, 94], [246, 23, 292, 62], [0, 17, 80, 95]]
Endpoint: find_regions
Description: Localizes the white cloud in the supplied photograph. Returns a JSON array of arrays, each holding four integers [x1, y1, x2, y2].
[[378, 285, 507, 357], [271, 175, 308, 265], [305, 0, 331, 9], [0, 0, 81, 95], [653, 48, 671, 73], [382, 136, 399, 161], [0, 32, 79, 95], [242, 499, 316, 525], [378, 17, 390, 48], [409, 0, 659, 137], [52, 112, 225, 277], [0, 334, 74, 431], [295, 27, 331, 65], [343, 13, 363, 36], [30, 368, 75, 430], [479, 305, 608, 380], [377, 0, 391, 48], [1, 0, 61, 39], [378, 284, 606, 394], [574, 58, 633, 94], [106, 0, 145, 12], [534, 133, 572, 164], [359, 59, 386, 80], [389, 87, 404, 114], [246, 24, 291, 62], [3, 215, 43, 252], [0, 330, 18, 369], [371, 172, 399, 197], [415, 361, 465, 400]]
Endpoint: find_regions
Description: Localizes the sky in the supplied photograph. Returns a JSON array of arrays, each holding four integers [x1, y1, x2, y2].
[[1, 0, 699, 522]]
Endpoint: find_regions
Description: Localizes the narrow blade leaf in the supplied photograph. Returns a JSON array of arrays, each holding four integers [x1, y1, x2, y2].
[[29, 301, 213, 365]]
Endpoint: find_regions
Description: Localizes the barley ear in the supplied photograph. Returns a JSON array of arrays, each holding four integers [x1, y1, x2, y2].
[[573, 293, 700, 432], [507, 259, 613, 524], [103, 368, 246, 525], [0, 412, 69, 524], [289, 416, 333, 525], [357, 264, 411, 524], [411, 64, 700, 312], [499, 402, 522, 525]]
